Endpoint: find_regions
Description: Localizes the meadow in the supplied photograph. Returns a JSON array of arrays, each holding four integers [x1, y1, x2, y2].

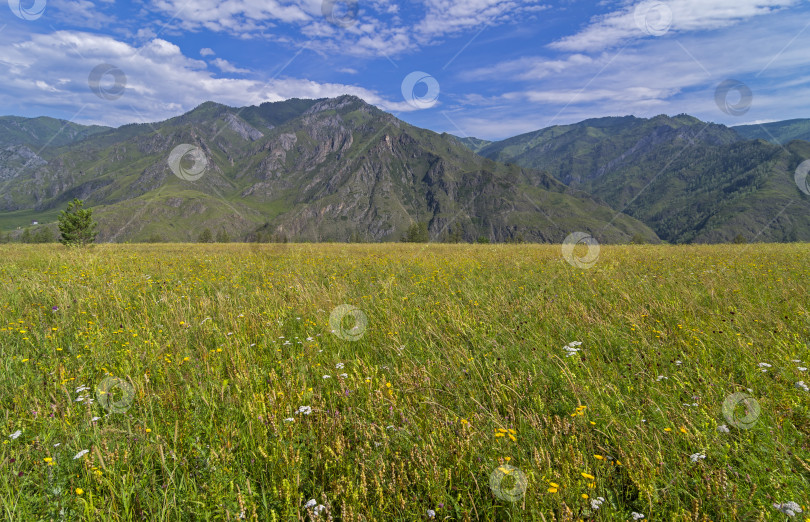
[[0, 243, 808, 521]]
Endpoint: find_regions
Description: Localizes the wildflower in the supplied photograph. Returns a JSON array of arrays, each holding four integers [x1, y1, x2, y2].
[[772, 501, 803, 516], [91, 417, 101, 422], [717, 424, 730, 433], [547, 487, 558, 493], [339, 373, 348, 378], [44, 457, 53, 463], [73, 450, 89, 460], [675, 360, 682, 365], [336, 363, 344, 369], [297, 406, 312, 415], [594, 455, 604, 460], [9, 430, 21, 440], [798, 367, 807, 372], [795, 381, 809, 392], [590, 496, 605, 509], [427, 509, 436, 519], [581, 472, 594, 480], [631, 512, 645, 520], [283, 418, 294, 422], [679, 426, 687, 434], [75, 488, 84, 495], [758, 362, 772, 368], [323, 375, 331, 379], [656, 375, 667, 381], [563, 341, 582, 357], [304, 499, 317, 509], [689, 452, 706, 463]]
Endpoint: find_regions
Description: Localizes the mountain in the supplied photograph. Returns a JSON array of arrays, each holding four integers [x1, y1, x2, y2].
[[0, 96, 657, 244], [733, 119, 810, 144], [472, 115, 810, 243], [0, 116, 110, 151], [451, 136, 493, 153]]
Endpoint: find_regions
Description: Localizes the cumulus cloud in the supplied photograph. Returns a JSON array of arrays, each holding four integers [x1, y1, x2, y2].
[[0, 30, 415, 127]]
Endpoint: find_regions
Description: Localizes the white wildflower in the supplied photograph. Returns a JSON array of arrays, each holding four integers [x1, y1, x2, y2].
[[773, 501, 803, 517], [336, 363, 344, 369], [689, 452, 706, 463], [675, 360, 682, 365], [91, 417, 101, 421], [297, 406, 312, 415], [427, 509, 436, 519], [656, 375, 667, 381], [304, 499, 317, 509], [590, 496, 605, 509], [631, 513, 645, 520], [339, 373, 348, 378], [9, 430, 22, 440], [73, 449, 89, 460], [795, 381, 809, 392], [283, 418, 294, 423], [798, 367, 807, 372], [323, 375, 331, 379], [717, 424, 730, 433]]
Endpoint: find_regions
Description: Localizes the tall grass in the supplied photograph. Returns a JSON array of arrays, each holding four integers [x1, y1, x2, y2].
[[0, 243, 808, 520]]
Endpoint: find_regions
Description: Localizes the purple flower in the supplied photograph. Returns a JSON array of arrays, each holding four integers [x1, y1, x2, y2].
[[51, 306, 59, 311]]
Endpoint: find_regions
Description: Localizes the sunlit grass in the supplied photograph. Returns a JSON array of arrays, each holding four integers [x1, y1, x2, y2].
[[0, 243, 808, 520]]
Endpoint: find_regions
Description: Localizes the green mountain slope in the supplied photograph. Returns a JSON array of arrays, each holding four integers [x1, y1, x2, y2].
[[0, 116, 110, 151], [474, 115, 810, 243], [733, 119, 810, 144], [0, 97, 657, 244]]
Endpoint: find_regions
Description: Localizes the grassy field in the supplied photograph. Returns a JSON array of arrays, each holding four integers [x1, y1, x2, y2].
[[0, 243, 808, 521]]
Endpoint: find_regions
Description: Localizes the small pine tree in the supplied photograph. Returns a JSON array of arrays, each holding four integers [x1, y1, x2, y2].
[[198, 228, 214, 243], [215, 230, 230, 243], [20, 228, 32, 244], [58, 199, 98, 247], [403, 222, 429, 243], [733, 233, 747, 244]]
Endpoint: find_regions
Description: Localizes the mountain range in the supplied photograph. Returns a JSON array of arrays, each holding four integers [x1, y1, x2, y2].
[[1, 97, 808, 244]]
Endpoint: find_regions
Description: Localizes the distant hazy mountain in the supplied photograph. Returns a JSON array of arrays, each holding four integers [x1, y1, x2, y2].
[[470, 115, 810, 243], [733, 119, 810, 144], [0, 96, 656, 244]]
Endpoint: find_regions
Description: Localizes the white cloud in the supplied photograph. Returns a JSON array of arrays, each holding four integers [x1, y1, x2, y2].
[[552, 0, 799, 52], [212, 58, 250, 74], [200, 47, 215, 56], [0, 30, 416, 127], [148, 0, 551, 57]]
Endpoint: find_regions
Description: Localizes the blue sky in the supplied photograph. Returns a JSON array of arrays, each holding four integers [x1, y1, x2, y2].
[[1, 0, 809, 139]]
